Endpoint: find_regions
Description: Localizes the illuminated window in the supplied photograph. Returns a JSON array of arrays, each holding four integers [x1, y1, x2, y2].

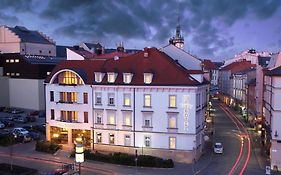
[[144, 73, 153, 84], [47, 72, 51, 75], [123, 94, 131, 106], [107, 112, 115, 125], [84, 112, 88, 123], [96, 112, 103, 124], [169, 95, 176, 108], [168, 115, 177, 128], [97, 133, 102, 143], [59, 92, 77, 103], [11, 73, 15, 76], [15, 59, 19, 63], [58, 71, 83, 85], [6, 59, 9, 63], [169, 137, 176, 149], [144, 136, 151, 147], [108, 93, 115, 105], [124, 135, 131, 146], [107, 72, 116, 83], [123, 73, 133, 84], [51, 109, 55, 120], [109, 133, 115, 144], [123, 112, 131, 126], [10, 59, 14, 63], [15, 73, 20, 76], [94, 72, 104, 83], [60, 111, 78, 122], [6, 73, 10, 76], [144, 94, 151, 107], [95, 92, 102, 105]]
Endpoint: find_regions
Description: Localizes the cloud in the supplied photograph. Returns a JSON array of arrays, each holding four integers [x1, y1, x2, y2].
[[2, 0, 279, 59], [0, 13, 19, 24]]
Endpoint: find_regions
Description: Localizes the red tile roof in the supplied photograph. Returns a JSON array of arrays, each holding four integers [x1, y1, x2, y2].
[[94, 51, 131, 59], [202, 59, 218, 70], [46, 48, 205, 86], [221, 60, 255, 73]]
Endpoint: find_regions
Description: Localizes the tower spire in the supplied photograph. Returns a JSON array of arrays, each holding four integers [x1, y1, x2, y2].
[[169, 7, 184, 50]]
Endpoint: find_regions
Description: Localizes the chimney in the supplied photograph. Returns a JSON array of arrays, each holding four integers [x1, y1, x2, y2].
[[144, 47, 149, 57], [117, 42, 124, 52]]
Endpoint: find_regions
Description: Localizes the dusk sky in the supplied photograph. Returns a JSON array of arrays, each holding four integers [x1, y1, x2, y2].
[[0, 0, 281, 61]]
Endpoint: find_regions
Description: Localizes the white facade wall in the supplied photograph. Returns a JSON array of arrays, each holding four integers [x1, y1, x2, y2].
[[66, 49, 85, 60], [211, 70, 218, 86], [9, 78, 44, 110]]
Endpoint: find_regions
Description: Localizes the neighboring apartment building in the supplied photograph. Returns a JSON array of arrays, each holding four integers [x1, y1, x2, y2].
[[0, 25, 66, 110], [202, 59, 219, 86], [264, 66, 281, 170], [45, 47, 208, 163]]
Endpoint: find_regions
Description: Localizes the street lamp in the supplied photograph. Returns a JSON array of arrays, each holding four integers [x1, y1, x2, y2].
[[75, 143, 84, 175]]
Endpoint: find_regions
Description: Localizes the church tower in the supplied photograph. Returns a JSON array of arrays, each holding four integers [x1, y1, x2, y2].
[[169, 15, 184, 49]]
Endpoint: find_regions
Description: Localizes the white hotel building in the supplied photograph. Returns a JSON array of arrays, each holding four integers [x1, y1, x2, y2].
[[45, 47, 208, 163]]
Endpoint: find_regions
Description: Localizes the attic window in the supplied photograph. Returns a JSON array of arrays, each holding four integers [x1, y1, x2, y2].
[[108, 72, 117, 83], [95, 72, 104, 83], [123, 73, 133, 84], [144, 73, 153, 84]]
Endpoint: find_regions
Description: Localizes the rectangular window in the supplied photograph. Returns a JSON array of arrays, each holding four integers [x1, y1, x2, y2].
[[95, 72, 103, 83], [169, 95, 176, 108], [144, 94, 151, 107], [144, 73, 153, 84], [15, 59, 19, 63], [47, 72, 51, 76], [123, 73, 133, 84], [169, 137, 176, 149], [6, 73, 10, 76], [97, 133, 102, 143], [95, 92, 102, 105], [108, 73, 116, 83], [145, 119, 150, 127], [60, 111, 78, 122], [108, 112, 115, 125], [50, 91, 54, 102], [123, 113, 131, 126], [59, 92, 77, 103], [15, 73, 20, 76], [109, 133, 115, 144], [123, 94, 131, 106], [84, 112, 88, 123], [124, 135, 131, 146], [10, 59, 14, 63], [5, 59, 9, 63], [168, 115, 177, 128], [96, 112, 103, 124], [143, 114, 152, 127], [108, 93, 115, 105], [51, 109, 55, 120], [83, 93, 88, 104], [144, 136, 151, 147], [11, 73, 15, 76]]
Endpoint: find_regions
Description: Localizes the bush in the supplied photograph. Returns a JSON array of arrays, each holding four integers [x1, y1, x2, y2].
[[71, 150, 174, 168], [35, 141, 61, 154], [0, 135, 14, 146]]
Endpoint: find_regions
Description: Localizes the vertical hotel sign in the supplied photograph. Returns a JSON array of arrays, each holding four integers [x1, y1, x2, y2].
[[182, 95, 192, 131]]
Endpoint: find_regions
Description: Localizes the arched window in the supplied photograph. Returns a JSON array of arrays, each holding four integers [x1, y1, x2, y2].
[[51, 70, 84, 85]]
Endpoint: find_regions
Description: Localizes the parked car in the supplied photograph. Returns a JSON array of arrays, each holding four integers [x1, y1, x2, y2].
[[15, 134, 32, 143], [10, 108, 24, 114], [13, 115, 28, 123], [3, 116, 13, 121], [0, 122, 5, 129], [0, 129, 11, 136], [12, 127, 29, 136], [28, 131, 41, 140], [0, 119, 15, 127], [214, 142, 223, 154]]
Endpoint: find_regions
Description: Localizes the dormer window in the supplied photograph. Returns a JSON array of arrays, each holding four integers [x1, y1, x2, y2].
[[108, 72, 117, 83], [123, 73, 133, 84], [95, 72, 104, 83], [144, 73, 153, 84]]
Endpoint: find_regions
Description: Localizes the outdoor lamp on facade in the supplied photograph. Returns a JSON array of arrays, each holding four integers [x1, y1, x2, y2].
[[75, 144, 84, 175]]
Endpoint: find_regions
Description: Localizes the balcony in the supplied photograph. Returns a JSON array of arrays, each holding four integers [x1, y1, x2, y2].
[[106, 124, 116, 130], [94, 123, 104, 129], [122, 125, 132, 130], [142, 126, 153, 132], [167, 127, 178, 133]]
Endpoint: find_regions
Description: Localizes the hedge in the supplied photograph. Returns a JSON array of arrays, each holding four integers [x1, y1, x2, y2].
[[71, 150, 174, 168], [0, 135, 14, 146], [35, 141, 61, 154]]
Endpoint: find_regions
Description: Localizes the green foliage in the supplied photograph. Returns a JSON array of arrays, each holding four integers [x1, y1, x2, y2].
[[0, 135, 14, 146], [35, 140, 61, 154], [71, 150, 174, 168]]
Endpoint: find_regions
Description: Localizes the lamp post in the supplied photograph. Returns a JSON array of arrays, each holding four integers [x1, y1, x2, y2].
[[75, 143, 84, 175]]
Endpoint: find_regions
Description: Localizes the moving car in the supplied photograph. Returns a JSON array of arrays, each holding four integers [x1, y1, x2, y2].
[[214, 142, 223, 154]]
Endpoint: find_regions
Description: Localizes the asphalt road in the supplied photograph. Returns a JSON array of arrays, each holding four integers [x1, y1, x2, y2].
[[199, 100, 264, 175]]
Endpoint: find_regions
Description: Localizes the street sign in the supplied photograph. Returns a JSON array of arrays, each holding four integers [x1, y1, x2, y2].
[[266, 166, 271, 175]]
